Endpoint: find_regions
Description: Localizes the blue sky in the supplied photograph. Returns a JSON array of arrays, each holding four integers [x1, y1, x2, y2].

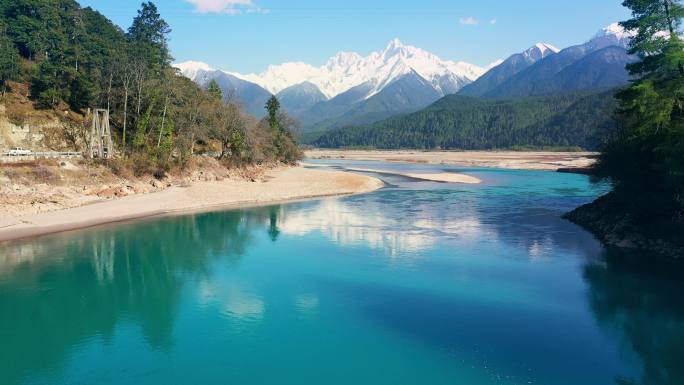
[[79, 0, 631, 73]]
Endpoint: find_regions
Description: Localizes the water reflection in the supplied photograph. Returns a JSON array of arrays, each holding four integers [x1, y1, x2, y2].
[[0, 208, 274, 385], [0, 169, 680, 385], [277, 199, 435, 256], [584, 250, 684, 385], [275, 189, 601, 261]]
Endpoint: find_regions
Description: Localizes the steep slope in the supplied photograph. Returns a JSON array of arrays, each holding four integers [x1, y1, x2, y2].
[[178, 39, 489, 128], [176, 64, 272, 117], [232, 39, 485, 99], [459, 43, 559, 97], [276, 82, 328, 116], [298, 81, 375, 126], [481, 24, 634, 99], [554, 46, 633, 91], [307, 71, 442, 133], [313, 91, 616, 150]]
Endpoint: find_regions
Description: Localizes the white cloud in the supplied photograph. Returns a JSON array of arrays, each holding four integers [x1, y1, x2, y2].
[[185, 0, 267, 15], [490, 18, 497, 25], [459, 16, 480, 26]]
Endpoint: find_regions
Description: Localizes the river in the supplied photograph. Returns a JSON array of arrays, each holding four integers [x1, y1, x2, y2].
[[1, 160, 682, 385]]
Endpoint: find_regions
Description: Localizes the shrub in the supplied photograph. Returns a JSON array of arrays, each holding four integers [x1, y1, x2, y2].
[[31, 165, 58, 184], [153, 168, 166, 181]]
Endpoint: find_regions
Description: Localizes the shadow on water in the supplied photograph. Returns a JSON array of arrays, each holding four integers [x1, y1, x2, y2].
[[315, 247, 684, 385], [0, 207, 278, 385], [583, 249, 684, 385], [0, 165, 681, 385]]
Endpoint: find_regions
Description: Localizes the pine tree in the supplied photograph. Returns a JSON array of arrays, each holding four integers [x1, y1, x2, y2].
[[127, 2, 171, 71], [265, 95, 281, 132], [598, 0, 684, 216], [207, 79, 223, 101], [0, 25, 19, 97]]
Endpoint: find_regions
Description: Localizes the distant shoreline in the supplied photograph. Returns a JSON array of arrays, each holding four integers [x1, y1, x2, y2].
[[0, 166, 384, 244], [305, 149, 597, 171]]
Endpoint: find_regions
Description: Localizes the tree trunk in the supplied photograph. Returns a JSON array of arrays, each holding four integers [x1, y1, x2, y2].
[[662, 0, 684, 76], [158, 96, 168, 147], [664, 0, 676, 35], [106, 72, 113, 111], [122, 87, 129, 151], [136, 84, 142, 116]]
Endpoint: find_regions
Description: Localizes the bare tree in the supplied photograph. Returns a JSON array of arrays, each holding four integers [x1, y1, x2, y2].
[[212, 103, 247, 160], [116, 57, 134, 151], [131, 57, 148, 117]]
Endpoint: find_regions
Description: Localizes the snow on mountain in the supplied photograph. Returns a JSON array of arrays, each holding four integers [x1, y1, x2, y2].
[[234, 62, 323, 97], [176, 24, 636, 103], [174, 61, 214, 80], [524, 43, 560, 60], [591, 22, 637, 49], [484, 59, 504, 71], [458, 42, 560, 97], [598, 22, 636, 41], [223, 39, 486, 99]]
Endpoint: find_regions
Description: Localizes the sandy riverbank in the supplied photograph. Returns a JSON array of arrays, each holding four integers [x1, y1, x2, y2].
[[0, 166, 383, 243], [305, 150, 597, 171], [303, 163, 482, 184]]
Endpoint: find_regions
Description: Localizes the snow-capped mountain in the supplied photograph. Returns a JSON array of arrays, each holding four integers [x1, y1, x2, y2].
[[459, 42, 559, 97], [175, 23, 635, 133], [178, 39, 487, 101], [461, 23, 635, 99], [524, 43, 560, 60], [175, 61, 214, 81], [277, 82, 328, 116], [174, 62, 272, 117], [591, 22, 636, 49]]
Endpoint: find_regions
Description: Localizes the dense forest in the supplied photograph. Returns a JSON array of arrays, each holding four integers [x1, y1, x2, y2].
[[0, 0, 299, 172], [314, 91, 617, 150], [567, 0, 684, 256]]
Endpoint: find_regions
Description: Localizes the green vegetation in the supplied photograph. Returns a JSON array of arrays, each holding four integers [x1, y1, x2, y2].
[[0, 0, 299, 170], [0, 22, 19, 97], [314, 91, 617, 150], [597, 0, 684, 205], [566, 0, 684, 256], [207, 79, 223, 101]]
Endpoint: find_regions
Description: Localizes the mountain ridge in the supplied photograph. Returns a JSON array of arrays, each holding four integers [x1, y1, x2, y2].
[[176, 22, 635, 130], [313, 91, 617, 150], [461, 23, 635, 99], [177, 39, 490, 101]]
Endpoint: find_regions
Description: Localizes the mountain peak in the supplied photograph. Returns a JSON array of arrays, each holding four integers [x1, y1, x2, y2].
[[386, 38, 405, 50], [597, 22, 635, 40], [187, 41, 483, 100], [591, 22, 636, 48], [326, 51, 363, 69], [174, 61, 214, 78], [535, 43, 560, 55], [383, 38, 414, 59], [522, 43, 559, 60]]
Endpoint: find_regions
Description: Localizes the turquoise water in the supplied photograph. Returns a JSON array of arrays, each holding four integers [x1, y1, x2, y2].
[[1, 161, 683, 385]]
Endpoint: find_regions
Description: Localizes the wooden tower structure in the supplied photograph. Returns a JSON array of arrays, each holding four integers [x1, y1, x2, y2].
[[89, 109, 113, 159]]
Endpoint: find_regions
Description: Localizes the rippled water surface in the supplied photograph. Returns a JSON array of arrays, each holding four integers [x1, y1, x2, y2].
[[1, 161, 683, 385]]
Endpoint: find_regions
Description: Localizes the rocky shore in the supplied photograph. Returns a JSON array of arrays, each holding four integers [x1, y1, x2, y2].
[[565, 192, 684, 259]]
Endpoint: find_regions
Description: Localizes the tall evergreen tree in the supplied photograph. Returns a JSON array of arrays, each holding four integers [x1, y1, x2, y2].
[[207, 79, 223, 101], [0, 24, 19, 97], [127, 2, 171, 71], [598, 0, 684, 217], [265, 95, 281, 132]]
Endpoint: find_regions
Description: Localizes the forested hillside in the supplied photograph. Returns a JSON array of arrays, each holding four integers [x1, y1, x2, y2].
[[0, 0, 299, 171], [314, 91, 617, 150]]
